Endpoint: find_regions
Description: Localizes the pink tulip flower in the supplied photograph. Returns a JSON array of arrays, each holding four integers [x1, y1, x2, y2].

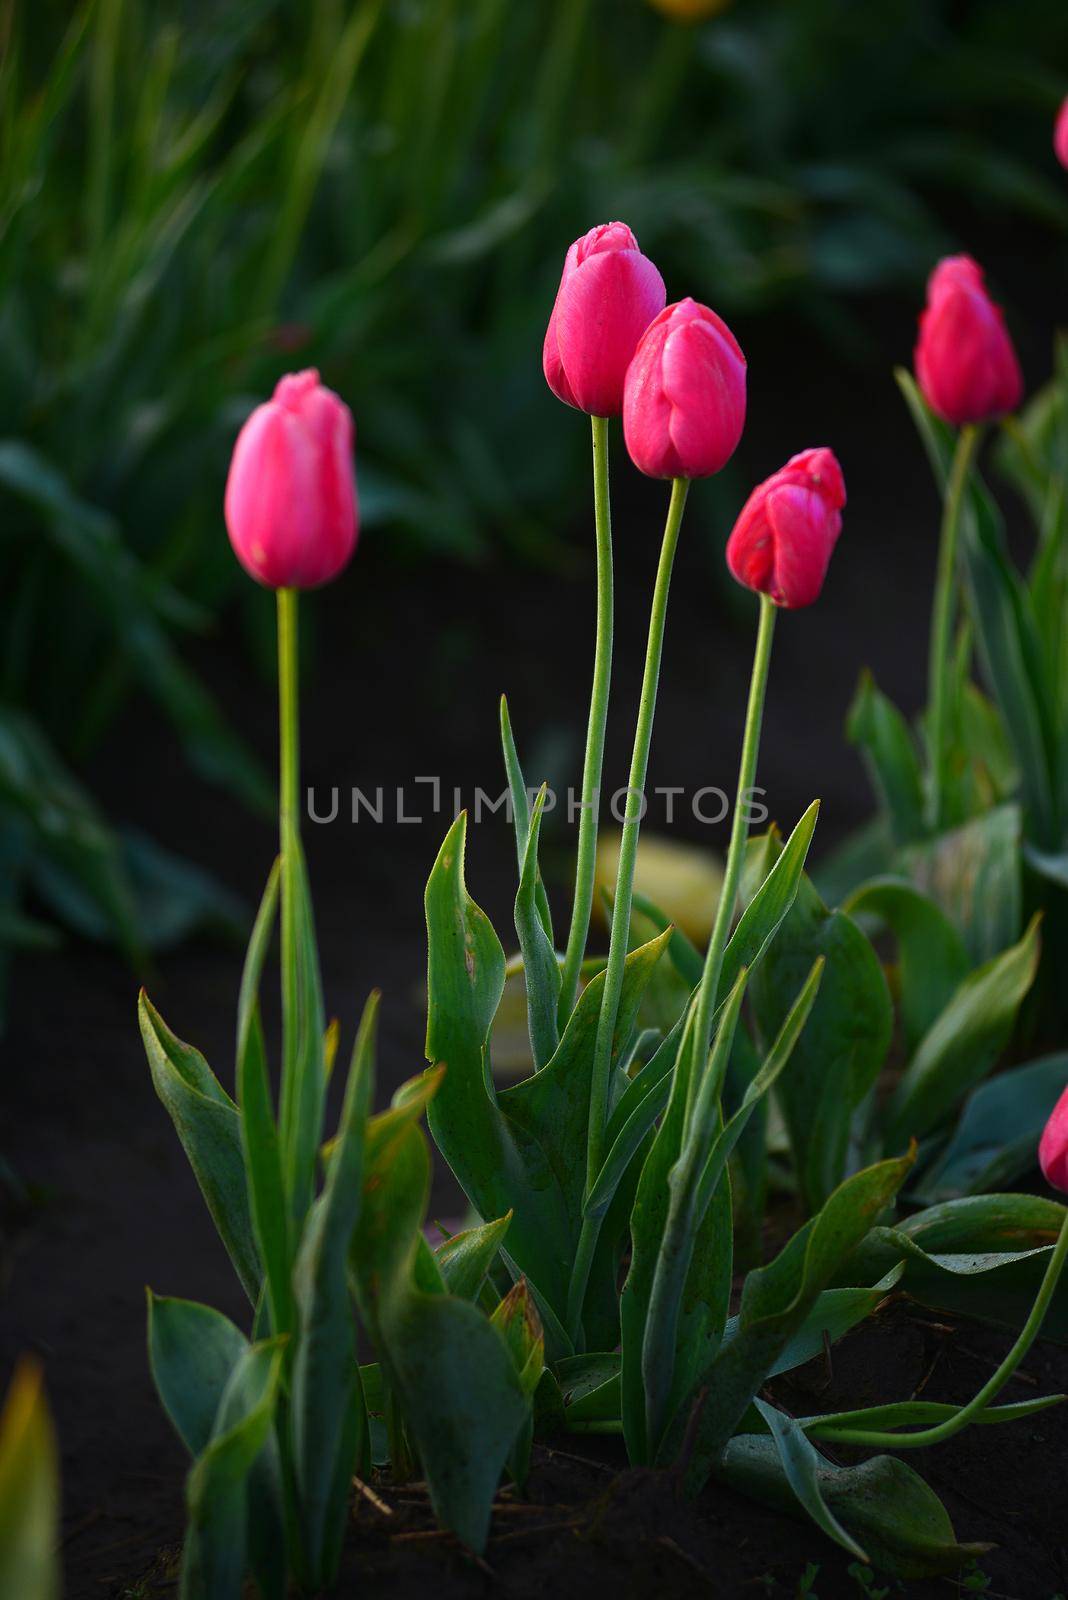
[[726, 448, 845, 610], [543, 223, 666, 417], [225, 369, 358, 589], [1040, 1084, 1068, 1194], [622, 298, 746, 479], [914, 256, 1022, 427], [1055, 97, 1068, 171]]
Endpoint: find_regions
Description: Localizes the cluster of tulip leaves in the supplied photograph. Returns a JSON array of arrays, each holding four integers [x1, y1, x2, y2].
[[422, 711, 1068, 1577], [141, 841, 542, 1599]]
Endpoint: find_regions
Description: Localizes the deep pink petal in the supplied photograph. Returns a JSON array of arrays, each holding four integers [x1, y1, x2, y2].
[[1040, 1083, 1068, 1194], [556, 249, 666, 416]]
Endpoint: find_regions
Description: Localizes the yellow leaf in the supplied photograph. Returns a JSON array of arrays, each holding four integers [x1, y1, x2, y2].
[[0, 1360, 60, 1600]]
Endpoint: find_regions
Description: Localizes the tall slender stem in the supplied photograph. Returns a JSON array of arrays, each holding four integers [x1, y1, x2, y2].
[[277, 587, 301, 1146], [686, 594, 776, 1131], [640, 594, 776, 1446], [926, 423, 979, 832], [585, 478, 689, 1193], [809, 1208, 1068, 1450], [559, 414, 615, 1026]]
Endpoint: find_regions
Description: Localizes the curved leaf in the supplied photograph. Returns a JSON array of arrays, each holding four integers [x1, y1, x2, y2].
[[884, 914, 1041, 1149], [916, 1051, 1068, 1201], [843, 876, 970, 1053], [140, 991, 260, 1303], [719, 1432, 990, 1579], [748, 860, 892, 1211]]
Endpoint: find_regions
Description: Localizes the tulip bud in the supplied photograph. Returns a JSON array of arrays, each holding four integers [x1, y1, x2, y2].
[[914, 256, 1022, 427], [224, 369, 358, 589], [490, 1279, 544, 1396], [543, 223, 666, 418], [726, 448, 845, 610], [622, 297, 746, 480], [1056, 98, 1068, 172], [1040, 1084, 1068, 1194]]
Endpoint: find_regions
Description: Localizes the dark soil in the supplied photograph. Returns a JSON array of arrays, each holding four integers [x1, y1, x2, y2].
[[3, 261, 1068, 1598]]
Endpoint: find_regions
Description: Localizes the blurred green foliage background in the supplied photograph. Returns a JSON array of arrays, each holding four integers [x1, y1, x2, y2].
[[1, 0, 1067, 1003]]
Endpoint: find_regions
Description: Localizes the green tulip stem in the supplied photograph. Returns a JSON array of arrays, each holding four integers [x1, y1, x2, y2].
[[559, 413, 615, 1026], [638, 592, 776, 1446], [809, 1205, 1068, 1450], [572, 477, 688, 1340], [926, 422, 980, 831], [685, 591, 776, 1134], [277, 586, 301, 1146]]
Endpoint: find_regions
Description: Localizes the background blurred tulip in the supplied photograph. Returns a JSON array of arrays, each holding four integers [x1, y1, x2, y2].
[[648, 0, 732, 18], [914, 255, 1023, 426], [1056, 97, 1068, 170], [225, 369, 358, 589], [543, 223, 666, 417], [726, 447, 845, 609], [1040, 1085, 1068, 1193], [622, 297, 746, 478]]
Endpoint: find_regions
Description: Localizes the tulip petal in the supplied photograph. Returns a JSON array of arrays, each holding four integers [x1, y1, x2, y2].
[[556, 249, 666, 418]]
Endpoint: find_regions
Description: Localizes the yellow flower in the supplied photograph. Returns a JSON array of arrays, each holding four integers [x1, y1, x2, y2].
[[594, 830, 724, 946], [648, 0, 732, 22]]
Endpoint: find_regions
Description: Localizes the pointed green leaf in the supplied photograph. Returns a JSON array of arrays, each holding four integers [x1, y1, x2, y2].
[[236, 861, 292, 1338], [290, 991, 377, 1587], [916, 1051, 1068, 1201], [351, 1077, 529, 1553], [843, 877, 970, 1054], [885, 914, 1040, 1149], [719, 1432, 990, 1579], [747, 859, 892, 1211], [180, 1339, 285, 1600], [500, 695, 552, 941], [434, 1213, 512, 1300], [514, 786, 560, 1070], [846, 671, 925, 846], [753, 1400, 868, 1561], [140, 992, 260, 1303], [841, 1193, 1068, 1340], [147, 1292, 249, 1458], [676, 1150, 915, 1490], [902, 803, 1022, 966]]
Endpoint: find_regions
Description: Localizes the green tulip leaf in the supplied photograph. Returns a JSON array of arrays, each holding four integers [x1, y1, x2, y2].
[[279, 837, 328, 1231], [675, 1150, 915, 1490], [846, 671, 926, 847], [514, 785, 560, 1070], [902, 804, 1023, 967], [843, 877, 970, 1054], [747, 855, 892, 1211], [236, 860, 293, 1339], [884, 914, 1040, 1150], [290, 991, 377, 1587], [147, 1293, 249, 1458], [350, 1072, 530, 1553], [753, 1399, 869, 1560], [434, 1213, 512, 1300], [499, 695, 552, 942], [140, 991, 261, 1304], [915, 1051, 1068, 1202], [557, 1352, 621, 1425], [840, 1193, 1068, 1340], [719, 1431, 990, 1579], [898, 367, 1059, 850], [180, 1338, 285, 1600]]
